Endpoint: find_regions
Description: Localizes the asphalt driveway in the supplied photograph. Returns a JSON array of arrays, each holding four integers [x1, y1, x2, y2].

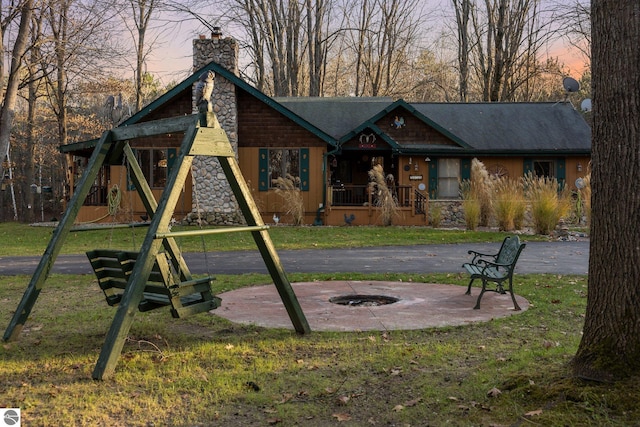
[[0, 240, 589, 276]]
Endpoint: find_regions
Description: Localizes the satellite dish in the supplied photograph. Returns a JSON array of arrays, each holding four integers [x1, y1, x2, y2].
[[418, 183, 426, 191], [575, 178, 585, 189], [563, 77, 580, 93], [581, 98, 592, 112]]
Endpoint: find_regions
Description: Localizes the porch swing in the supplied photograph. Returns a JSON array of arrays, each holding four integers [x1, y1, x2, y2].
[[85, 144, 219, 318], [4, 110, 310, 380]]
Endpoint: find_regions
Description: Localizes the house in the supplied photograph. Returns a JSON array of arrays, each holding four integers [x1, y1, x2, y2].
[[61, 34, 591, 227]]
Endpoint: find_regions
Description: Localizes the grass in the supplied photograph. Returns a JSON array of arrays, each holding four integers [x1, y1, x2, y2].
[[0, 222, 551, 257], [2, 272, 638, 426], [3, 222, 634, 426]]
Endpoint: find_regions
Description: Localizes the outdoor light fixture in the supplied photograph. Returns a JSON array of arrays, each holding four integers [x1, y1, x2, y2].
[[577, 163, 582, 172], [425, 157, 431, 162]]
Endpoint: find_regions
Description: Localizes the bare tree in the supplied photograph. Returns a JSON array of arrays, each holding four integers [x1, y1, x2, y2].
[[344, 0, 426, 97], [450, 0, 558, 102], [557, 0, 590, 68], [452, 0, 471, 101], [132, 0, 158, 111], [572, 1, 640, 382], [0, 0, 33, 182]]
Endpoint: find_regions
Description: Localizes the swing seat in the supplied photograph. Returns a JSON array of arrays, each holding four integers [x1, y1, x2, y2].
[[86, 249, 220, 318]]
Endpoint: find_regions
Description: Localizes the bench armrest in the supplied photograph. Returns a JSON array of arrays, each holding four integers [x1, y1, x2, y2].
[[467, 250, 498, 264], [476, 258, 513, 272]]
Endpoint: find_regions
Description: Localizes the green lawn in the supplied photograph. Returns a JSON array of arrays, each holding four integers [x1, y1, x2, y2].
[[0, 222, 549, 256], [2, 223, 635, 426]]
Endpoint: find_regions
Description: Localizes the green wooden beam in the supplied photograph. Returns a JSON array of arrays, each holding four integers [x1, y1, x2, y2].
[[122, 143, 193, 281], [218, 155, 311, 335], [93, 123, 200, 380], [3, 131, 115, 342], [110, 115, 198, 141]]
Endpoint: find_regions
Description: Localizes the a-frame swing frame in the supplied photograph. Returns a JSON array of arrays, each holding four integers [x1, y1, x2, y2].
[[3, 112, 310, 380]]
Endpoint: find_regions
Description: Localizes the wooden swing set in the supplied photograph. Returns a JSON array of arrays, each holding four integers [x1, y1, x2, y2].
[[3, 111, 310, 380]]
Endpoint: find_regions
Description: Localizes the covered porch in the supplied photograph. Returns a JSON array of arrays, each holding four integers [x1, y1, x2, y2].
[[323, 183, 428, 226]]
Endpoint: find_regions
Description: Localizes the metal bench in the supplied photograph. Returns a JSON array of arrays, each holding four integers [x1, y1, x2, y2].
[[463, 236, 526, 310], [86, 249, 220, 318]]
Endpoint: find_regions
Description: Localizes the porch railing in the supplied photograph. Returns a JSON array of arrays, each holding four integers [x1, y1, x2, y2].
[[85, 185, 108, 206], [329, 184, 415, 208], [414, 189, 428, 215]]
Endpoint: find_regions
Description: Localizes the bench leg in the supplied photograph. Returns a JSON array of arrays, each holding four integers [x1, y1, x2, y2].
[[508, 278, 521, 311], [473, 279, 488, 309], [465, 277, 475, 295]]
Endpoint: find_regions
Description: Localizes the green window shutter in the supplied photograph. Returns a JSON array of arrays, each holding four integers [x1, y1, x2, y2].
[[523, 158, 533, 177], [258, 148, 269, 191], [300, 148, 309, 191], [167, 148, 176, 173], [460, 158, 471, 181], [555, 158, 566, 187], [428, 159, 438, 199]]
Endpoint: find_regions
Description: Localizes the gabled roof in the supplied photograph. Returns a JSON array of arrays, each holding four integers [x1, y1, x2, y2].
[[62, 61, 337, 154], [411, 102, 591, 154], [274, 97, 393, 140], [62, 58, 591, 157], [275, 97, 590, 155], [354, 99, 472, 149]]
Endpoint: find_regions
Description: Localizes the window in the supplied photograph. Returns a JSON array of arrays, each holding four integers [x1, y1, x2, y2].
[[135, 149, 168, 188], [437, 158, 460, 199], [533, 160, 554, 178], [269, 148, 300, 188]]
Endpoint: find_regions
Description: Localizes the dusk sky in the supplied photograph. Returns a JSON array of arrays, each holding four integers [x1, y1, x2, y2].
[[143, 0, 589, 85]]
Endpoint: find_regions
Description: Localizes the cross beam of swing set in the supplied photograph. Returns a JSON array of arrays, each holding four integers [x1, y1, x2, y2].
[[3, 112, 310, 380]]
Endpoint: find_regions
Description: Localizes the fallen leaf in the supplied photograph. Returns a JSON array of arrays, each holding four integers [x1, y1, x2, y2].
[[296, 359, 304, 364], [487, 387, 502, 398], [224, 343, 234, 350], [276, 393, 293, 404], [332, 413, 352, 422], [267, 418, 281, 425], [448, 396, 460, 401], [390, 368, 402, 376], [525, 409, 543, 417], [392, 404, 404, 412], [368, 335, 376, 342], [404, 397, 422, 407], [337, 395, 350, 405]]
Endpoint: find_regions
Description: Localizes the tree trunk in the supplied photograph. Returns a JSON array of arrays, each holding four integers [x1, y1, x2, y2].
[[453, 0, 470, 101], [573, 1, 640, 382], [0, 0, 33, 182]]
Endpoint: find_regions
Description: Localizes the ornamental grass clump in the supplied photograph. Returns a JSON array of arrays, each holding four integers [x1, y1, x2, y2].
[[460, 180, 480, 230], [470, 159, 494, 226], [524, 173, 572, 235], [273, 174, 305, 225], [578, 173, 592, 227], [493, 177, 526, 231], [368, 164, 399, 226]]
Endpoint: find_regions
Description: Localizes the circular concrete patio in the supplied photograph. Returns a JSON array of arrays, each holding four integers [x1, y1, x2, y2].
[[212, 281, 529, 331]]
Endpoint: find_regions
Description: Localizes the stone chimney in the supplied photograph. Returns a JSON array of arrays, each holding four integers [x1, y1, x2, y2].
[[189, 32, 244, 225]]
